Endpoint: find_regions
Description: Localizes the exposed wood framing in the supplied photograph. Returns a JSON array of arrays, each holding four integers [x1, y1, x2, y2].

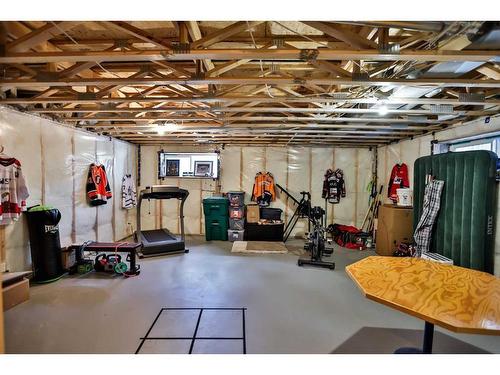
[[0, 20, 498, 146]]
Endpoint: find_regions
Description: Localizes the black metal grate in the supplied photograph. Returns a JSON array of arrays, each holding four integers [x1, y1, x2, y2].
[[135, 307, 247, 354]]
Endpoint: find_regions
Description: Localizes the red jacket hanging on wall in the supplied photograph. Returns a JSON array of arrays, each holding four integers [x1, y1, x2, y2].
[[387, 163, 409, 203], [86, 163, 112, 206]]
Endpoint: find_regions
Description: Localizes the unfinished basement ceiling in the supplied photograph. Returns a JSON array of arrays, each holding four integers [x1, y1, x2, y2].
[[0, 21, 499, 146]]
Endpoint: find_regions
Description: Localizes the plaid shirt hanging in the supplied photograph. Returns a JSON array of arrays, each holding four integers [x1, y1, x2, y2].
[[414, 179, 445, 256]]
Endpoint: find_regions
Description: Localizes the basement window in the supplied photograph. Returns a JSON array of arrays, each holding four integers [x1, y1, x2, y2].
[[434, 132, 500, 157], [450, 138, 499, 156], [434, 133, 500, 181], [158, 151, 219, 179]]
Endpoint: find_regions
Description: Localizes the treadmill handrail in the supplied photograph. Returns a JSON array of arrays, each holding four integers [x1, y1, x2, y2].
[[136, 186, 189, 244]]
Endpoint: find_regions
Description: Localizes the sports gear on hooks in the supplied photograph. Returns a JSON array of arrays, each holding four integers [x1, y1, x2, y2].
[[86, 163, 112, 206], [251, 172, 276, 207], [388, 163, 409, 203], [121, 174, 137, 209], [322, 168, 346, 204], [0, 157, 29, 224]]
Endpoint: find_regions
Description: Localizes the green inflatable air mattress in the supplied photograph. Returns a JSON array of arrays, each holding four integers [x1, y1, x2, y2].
[[413, 151, 497, 273]]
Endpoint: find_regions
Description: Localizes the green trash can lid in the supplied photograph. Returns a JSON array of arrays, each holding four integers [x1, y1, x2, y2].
[[203, 196, 229, 204], [28, 205, 55, 212]]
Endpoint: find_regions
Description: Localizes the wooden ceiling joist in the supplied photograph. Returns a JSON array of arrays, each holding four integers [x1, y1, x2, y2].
[[0, 48, 498, 64], [302, 21, 378, 49], [190, 21, 265, 49], [6, 21, 78, 52], [1, 20, 498, 147]]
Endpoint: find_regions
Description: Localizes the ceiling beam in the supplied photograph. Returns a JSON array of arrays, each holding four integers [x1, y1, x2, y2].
[[302, 21, 378, 49], [0, 48, 497, 64], [28, 107, 493, 116], [206, 42, 275, 77], [476, 63, 500, 80], [191, 21, 265, 49], [2, 96, 498, 106], [99, 21, 170, 49], [7, 21, 78, 52], [61, 116, 439, 124], [311, 61, 352, 77], [3, 76, 498, 88], [185, 21, 215, 71]]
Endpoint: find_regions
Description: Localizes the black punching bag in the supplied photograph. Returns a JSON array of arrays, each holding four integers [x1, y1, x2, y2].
[[26, 206, 64, 283]]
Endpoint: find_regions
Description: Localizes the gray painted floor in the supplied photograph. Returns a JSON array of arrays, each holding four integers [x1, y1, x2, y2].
[[4, 236, 500, 354]]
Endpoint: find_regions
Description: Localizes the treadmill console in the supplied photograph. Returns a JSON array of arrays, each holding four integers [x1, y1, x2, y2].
[[141, 185, 189, 200]]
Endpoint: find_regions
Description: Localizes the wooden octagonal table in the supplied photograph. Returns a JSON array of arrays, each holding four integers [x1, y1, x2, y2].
[[346, 256, 500, 353]]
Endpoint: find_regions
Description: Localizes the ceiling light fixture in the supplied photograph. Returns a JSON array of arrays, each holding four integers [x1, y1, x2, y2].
[[378, 105, 389, 116], [156, 121, 178, 135]]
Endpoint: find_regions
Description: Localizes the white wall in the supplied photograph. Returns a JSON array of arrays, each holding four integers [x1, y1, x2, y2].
[[140, 145, 374, 237], [377, 115, 500, 276], [0, 106, 137, 272]]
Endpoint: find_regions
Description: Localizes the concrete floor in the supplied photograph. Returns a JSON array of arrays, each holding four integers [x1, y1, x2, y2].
[[4, 235, 500, 354]]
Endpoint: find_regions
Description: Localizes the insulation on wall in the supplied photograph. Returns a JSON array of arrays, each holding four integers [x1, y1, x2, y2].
[[96, 138, 115, 242], [0, 106, 137, 272], [140, 145, 374, 237], [74, 133, 99, 243]]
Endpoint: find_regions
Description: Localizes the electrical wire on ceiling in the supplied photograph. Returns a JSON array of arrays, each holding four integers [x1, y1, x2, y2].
[[50, 21, 146, 99], [246, 21, 274, 98], [273, 21, 370, 75]]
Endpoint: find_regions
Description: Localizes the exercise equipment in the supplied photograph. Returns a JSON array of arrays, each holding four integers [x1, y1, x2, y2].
[[94, 254, 129, 274], [26, 206, 65, 283], [276, 184, 312, 242], [69, 241, 142, 277], [136, 185, 189, 257], [299, 206, 335, 270], [275, 184, 335, 270]]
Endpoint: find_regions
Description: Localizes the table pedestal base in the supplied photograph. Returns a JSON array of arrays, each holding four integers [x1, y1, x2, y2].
[[394, 321, 434, 354]]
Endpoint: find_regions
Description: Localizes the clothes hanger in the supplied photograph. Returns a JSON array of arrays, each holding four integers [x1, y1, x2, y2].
[[0, 145, 8, 158]]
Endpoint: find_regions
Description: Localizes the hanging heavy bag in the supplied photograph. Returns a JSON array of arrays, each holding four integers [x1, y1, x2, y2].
[[26, 206, 64, 282]]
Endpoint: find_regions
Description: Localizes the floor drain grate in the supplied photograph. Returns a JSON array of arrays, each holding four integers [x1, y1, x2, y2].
[[135, 307, 247, 354]]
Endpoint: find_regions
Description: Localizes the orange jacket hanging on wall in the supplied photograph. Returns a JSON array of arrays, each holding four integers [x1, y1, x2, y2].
[[251, 172, 276, 207], [86, 163, 112, 206]]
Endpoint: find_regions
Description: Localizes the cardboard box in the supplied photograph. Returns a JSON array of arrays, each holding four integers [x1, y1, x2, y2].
[[246, 203, 260, 223], [2, 278, 29, 311], [375, 204, 413, 256]]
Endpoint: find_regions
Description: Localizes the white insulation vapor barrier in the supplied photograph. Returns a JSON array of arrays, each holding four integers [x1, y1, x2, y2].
[[140, 145, 375, 238], [0, 106, 137, 272]]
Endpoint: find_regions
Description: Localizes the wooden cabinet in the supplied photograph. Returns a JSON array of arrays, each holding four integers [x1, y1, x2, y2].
[[375, 204, 413, 256]]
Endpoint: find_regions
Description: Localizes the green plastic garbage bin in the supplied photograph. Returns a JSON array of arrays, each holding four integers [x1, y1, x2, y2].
[[202, 197, 229, 241]]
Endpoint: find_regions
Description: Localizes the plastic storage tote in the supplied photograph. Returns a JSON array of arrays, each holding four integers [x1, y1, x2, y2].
[[229, 218, 245, 230], [228, 229, 245, 242], [260, 207, 282, 220], [229, 206, 245, 219], [227, 191, 245, 207]]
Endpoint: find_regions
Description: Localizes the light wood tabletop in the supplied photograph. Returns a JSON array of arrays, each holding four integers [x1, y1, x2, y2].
[[346, 256, 500, 335]]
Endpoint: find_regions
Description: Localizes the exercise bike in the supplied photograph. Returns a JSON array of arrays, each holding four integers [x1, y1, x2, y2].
[[275, 184, 335, 270], [298, 206, 335, 270]]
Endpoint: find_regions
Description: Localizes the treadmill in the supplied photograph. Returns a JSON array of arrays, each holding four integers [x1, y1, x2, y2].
[[135, 185, 189, 257]]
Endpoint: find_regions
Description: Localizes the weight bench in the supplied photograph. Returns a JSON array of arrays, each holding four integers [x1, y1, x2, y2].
[[68, 241, 142, 277]]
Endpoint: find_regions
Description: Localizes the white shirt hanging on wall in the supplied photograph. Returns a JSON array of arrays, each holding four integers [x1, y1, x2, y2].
[[0, 156, 30, 224], [121, 174, 137, 209]]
